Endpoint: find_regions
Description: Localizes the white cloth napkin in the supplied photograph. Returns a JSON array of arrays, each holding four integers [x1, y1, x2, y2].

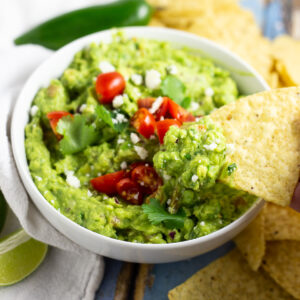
[[0, 44, 105, 300]]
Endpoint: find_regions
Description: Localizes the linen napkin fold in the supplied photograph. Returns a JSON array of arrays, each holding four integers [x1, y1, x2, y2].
[[0, 45, 105, 300]]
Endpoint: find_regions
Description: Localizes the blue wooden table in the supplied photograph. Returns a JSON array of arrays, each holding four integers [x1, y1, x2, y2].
[[96, 1, 286, 299]]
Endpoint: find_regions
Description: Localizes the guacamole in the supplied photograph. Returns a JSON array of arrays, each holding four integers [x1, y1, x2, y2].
[[25, 33, 256, 243]]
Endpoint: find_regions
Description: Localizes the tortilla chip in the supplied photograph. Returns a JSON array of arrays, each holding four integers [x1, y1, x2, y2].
[[168, 248, 292, 300], [234, 211, 265, 271], [263, 203, 300, 241], [211, 88, 300, 206], [150, 0, 277, 87], [272, 35, 300, 86], [148, 17, 166, 27], [262, 241, 300, 299], [186, 9, 273, 86]]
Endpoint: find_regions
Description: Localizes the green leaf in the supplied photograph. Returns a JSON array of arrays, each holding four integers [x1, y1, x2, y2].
[[227, 163, 237, 175], [96, 105, 128, 132], [161, 75, 186, 105], [57, 115, 99, 155], [142, 198, 186, 229], [96, 105, 114, 128], [181, 96, 192, 109]]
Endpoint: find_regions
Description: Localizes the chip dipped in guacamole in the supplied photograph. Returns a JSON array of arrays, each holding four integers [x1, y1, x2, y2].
[[25, 33, 257, 243]]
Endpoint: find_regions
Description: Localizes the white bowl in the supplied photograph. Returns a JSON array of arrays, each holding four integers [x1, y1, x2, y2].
[[11, 27, 268, 263]]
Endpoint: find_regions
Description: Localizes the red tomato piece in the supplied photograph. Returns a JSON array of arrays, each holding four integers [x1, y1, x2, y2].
[[95, 72, 125, 104], [46, 111, 72, 139], [137, 97, 155, 109], [116, 178, 144, 205], [131, 108, 156, 138], [156, 119, 181, 144], [90, 170, 127, 195], [128, 162, 149, 172], [138, 97, 170, 121], [168, 99, 195, 123], [131, 165, 162, 194]]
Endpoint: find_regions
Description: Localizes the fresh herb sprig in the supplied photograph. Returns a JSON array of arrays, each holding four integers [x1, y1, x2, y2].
[[142, 198, 186, 229]]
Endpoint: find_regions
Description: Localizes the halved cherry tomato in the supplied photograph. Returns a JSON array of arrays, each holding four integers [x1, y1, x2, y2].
[[156, 119, 181, 144], [131, 108, 156, 138], [116, 178, 144, 205], [46, 111, 72, 139], [95, 72, 125, 104], [138, 97, 169, 121], [128, 162, 149, 172], [90, 170, 127, 195], [168, 99, 195, 123], [131, 165, 162, 194]]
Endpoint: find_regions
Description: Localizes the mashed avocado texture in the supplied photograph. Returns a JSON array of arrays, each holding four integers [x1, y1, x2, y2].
[[25, 33, 256, 243]]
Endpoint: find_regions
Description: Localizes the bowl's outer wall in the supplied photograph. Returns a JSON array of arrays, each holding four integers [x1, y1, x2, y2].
[[11, 27, 268, 263]]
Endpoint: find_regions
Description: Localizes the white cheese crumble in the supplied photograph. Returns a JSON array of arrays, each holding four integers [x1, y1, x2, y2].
[[87, 190, 93, 197], [191, 175, 198, 182], [149, 135, 156, 140], [130, 133, 140, 144], [30, 105, 39, 117], [200, 221, 206, 226], [112, 95, 124, 108], [205, 87, 214, 97], [203, 142, 217, 151], [131, 73, 143, 85], [149, 96, 164, 114], [160, 116, 164, 121], [134, 146, 148, 160], [145, 69, 161, 90], [195, 117, 202, 122], [115, 113, 127, 123], [133, 193, 139, 200], [120, 161, 127, 170], [190, 101, 200, 111], [166, 65, 178, 75], [163, 174, 171, 180], [99, 61, 115, 73], [133, 87, 142, 97], [79, 104, 87, 113], [167, 199, 171, 205], [65, 170, 80, 188], [117, 138, 125, 144]]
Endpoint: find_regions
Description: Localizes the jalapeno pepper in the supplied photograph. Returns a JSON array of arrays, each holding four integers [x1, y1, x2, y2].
[[14, 0, 153, 50]]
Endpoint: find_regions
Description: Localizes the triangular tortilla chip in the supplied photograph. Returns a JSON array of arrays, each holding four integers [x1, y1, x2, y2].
[[262, 241, 300, 300], [234, 211, 265, 271], [272, 35, 300, 86], [168, 248, 292, 300], [263, 203, 300, 241], [211, 87, 300, 206]]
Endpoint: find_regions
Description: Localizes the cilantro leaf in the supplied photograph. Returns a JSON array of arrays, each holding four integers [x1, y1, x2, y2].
[[181, 96, 192, 109], [161, 75, 186, 105], [96, 105, 128, 132], [227, 163, 237, 175], [142, 198, 186, 229], [57, 115, 99, 155]]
